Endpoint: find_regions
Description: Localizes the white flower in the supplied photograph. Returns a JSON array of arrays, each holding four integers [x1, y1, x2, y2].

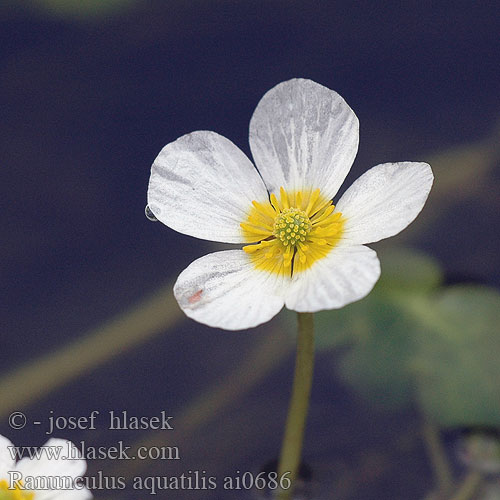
[[0, 435, 91, 499], [148, 79, 433, 330]]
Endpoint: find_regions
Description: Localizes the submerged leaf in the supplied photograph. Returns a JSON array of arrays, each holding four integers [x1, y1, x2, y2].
[[377, 247, 443, 292], [305, 247, 500, 426], [414, 286, 500, 428]]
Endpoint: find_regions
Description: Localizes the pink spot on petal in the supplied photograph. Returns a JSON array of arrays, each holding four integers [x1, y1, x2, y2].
[[188, 289, 203, 304]]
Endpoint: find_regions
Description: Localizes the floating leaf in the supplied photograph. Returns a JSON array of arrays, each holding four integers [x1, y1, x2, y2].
[[335, 293, 421, 408], [307, 247, 500, 426], [413, 286, 500, 428], [284, 248, 443, 408], [376, 247, 443, 292], [309, 247, 443, 352]]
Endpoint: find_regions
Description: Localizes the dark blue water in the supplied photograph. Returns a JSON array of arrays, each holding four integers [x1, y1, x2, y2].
[[1, 2, 499, 498]]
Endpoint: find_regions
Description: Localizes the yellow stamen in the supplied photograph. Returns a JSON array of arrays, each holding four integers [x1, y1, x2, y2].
[[252, 200, 276, 219], [279, 187, 290, 210], [242, 187, 345, 276], [270, 193, 281, 212], [305, 188, 321, 215]]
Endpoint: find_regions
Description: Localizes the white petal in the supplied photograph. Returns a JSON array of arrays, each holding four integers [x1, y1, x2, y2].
[[17, 438, 92, 500], [285, 244, 380, 312], [0, 434, 15, 477], [174, 250, 288, 330], [249, 78, 359, 199], [18, 438, 86, 478], [336, 162, 433, 244], [148, 131, 269, 243]]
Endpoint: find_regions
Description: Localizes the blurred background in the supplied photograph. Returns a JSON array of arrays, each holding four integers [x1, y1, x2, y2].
[[1, 1, 500, 498]]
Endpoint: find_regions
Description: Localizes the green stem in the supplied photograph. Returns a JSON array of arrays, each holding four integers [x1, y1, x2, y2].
[[449, 471, 483, 500], [277, 312, 315, 499], [422, 420, 454, 494]]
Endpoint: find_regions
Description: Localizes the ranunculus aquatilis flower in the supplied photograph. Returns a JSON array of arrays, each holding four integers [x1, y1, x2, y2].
[[148, 79, 433, 330], [0, 435, 91, 499]]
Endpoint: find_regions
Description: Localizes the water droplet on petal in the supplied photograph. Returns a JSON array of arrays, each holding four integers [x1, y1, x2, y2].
[[145, 205, 158, 222]]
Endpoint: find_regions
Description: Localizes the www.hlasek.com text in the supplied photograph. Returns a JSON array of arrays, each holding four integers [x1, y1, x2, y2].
[[8, 440, 180, 461]]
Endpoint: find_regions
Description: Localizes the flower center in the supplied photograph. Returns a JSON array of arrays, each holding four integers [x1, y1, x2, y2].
[[273, 208, 312, 247], [241, 187, 344, 276], [0, 479, 34, 500]]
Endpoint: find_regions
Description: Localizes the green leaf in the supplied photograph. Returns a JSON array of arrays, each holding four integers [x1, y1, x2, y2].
[[413, 286, 500, 428], [310, 247, 442, 351], [287, 248, 443, 408], [283, 249, 500, 426], [335, 293, 421, 409], [377, 247, 444, 292]]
